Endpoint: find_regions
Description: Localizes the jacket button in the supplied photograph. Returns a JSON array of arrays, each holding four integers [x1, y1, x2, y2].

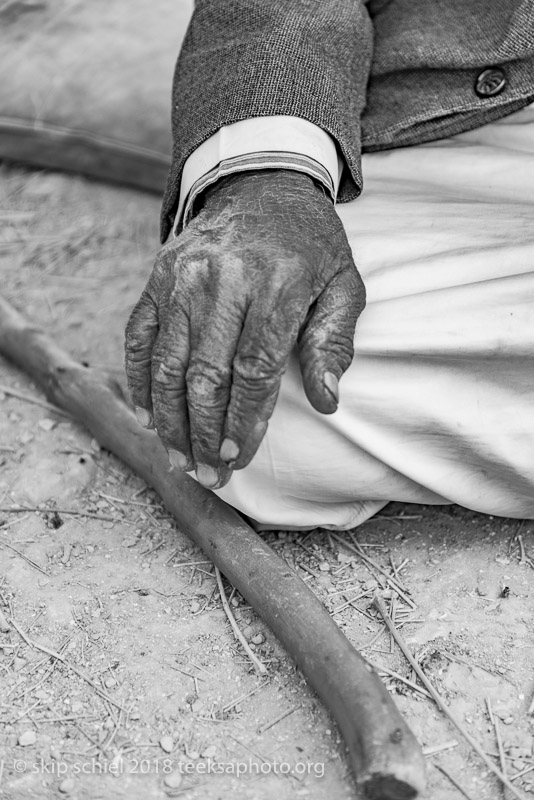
[[475, 67, 507, 98]]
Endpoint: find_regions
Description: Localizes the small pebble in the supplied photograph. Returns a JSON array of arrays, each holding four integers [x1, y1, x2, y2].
[[121, 537, 138, 548], [251, 633, 265, 645], [164, 772, 182, 790], [104, 677, 117, 689], [190, 600, 201, 614], [160, 735, 174, 753], [58, 778, 75, 794], [201, 745, 217, 759], [363, 579, 378, 591], [242, 626, 254, 641], [318, 562, 330, 572], [38, 418, 56, 432], [18, 730, 37, 747]]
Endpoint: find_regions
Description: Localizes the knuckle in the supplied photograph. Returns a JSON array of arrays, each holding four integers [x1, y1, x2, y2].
[[124, 318, 144, 350], [152, 356, 186, 390], [186, 362, 231, 409], [301, 328, 355, 373], [125, 344, 152, 368], [233, 353, 280, 390]]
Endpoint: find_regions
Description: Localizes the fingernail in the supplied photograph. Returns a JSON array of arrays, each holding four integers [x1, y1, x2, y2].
[[220, 438, 240, 463], [196, 464, 220, 489], [323, 371, 339, 403], [168, 449, 188, 471], [135, 407, 152, 428]]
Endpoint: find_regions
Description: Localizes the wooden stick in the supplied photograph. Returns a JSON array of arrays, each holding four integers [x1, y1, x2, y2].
[[373, 596, 526, 800], [0, 294, 426, 799]]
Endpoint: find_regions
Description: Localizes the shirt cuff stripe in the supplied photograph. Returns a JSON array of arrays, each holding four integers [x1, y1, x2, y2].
[[174, 152, 335, 234]]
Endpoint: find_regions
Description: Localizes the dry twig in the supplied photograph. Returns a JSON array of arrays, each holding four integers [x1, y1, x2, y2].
[[434, 763, 478, 800], [0, 540, 49, 575], [366, 660, 432, 700], [0, 505, 122, 523], [8, 616, 126, 712], [257, 704, 301, 734], [215, 567, 267, 675], [0, 382, 70, 417], [422, 740, 459, 757], [331, 532, 416, 609], [373, 595, 526, 800]]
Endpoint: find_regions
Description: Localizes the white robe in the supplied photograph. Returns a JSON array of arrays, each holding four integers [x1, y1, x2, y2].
[[215, 104, 534, 529]]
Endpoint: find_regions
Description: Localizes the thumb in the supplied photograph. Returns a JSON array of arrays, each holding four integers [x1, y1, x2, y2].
[[298, 266, 366, 414]]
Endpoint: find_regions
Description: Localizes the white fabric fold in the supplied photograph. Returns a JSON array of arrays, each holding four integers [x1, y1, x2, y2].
[[213, 104, 534, 530]]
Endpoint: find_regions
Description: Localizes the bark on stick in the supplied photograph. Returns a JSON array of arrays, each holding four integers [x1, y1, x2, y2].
[[0, 295, 425, 799]]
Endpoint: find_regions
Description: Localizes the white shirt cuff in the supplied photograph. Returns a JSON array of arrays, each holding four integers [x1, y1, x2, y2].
[[173, 116, 343, 234]]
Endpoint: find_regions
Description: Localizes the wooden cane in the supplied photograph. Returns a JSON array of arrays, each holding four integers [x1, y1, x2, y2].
[[0, 295, 425, 799]]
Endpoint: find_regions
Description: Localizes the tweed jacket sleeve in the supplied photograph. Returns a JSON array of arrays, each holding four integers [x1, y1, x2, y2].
[[160, 0, 374, 242]]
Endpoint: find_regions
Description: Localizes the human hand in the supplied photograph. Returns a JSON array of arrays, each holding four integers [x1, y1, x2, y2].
[[125, 170, 365, 489]]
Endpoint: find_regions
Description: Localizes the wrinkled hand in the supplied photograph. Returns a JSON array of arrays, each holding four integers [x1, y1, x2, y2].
[[125, 170, 365, 489]]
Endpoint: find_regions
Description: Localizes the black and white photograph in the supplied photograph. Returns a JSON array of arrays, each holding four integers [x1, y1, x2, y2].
[[1, 1, 533, 798]]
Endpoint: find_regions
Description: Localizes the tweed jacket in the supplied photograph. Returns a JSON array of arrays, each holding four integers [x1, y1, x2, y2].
[[161, 0, 534, 240]]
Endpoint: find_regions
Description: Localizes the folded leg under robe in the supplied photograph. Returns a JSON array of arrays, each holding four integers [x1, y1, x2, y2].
[[216, 105, 534, 529]]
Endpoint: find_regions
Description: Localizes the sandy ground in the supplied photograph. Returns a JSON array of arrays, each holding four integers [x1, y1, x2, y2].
[[0, 163, 533, 800]]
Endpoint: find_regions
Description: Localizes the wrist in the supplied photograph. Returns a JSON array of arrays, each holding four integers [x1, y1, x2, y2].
[[194, 169, 329, 218]]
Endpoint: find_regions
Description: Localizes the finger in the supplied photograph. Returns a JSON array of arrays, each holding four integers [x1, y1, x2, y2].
[[150, 305, 194, 472], [220, 299, 308, 470], [298, 266, 366, 414], [186, 319, 243, 488], [124, 289, 159, 427]]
